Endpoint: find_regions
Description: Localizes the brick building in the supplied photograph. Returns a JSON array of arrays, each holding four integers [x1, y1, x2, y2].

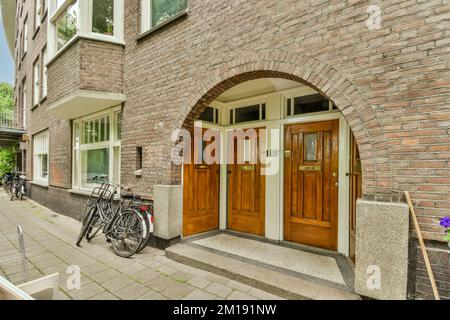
[[2, 0, 450, 300]]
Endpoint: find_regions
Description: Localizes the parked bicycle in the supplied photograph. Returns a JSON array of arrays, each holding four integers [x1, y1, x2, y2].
[[9, 172, 27, 201], [76, 176, 152, 258], [2, 172, 14, 192]]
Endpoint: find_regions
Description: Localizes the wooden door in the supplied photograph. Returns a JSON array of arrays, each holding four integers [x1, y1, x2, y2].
[[349, 134, 362, 263], [228, 128, 265, 236], [284, 120, 339, 250], [183, 128, 219, 236]]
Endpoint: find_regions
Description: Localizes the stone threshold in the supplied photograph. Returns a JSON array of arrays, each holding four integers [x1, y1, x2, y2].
[[165, 231, 360, 300]]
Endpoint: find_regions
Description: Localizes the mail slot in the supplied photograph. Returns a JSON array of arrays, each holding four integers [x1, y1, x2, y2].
[[239, 165, 256, 171], [299, 165, 322, 171], [195, 165, 209, 169]]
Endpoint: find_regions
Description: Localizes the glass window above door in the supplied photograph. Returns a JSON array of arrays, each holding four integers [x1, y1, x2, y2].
[[286, 94, 332, 117]]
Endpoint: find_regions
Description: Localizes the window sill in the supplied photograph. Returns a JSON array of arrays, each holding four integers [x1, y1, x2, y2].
[[40, 95, 47, 104], [31, 103, 39, 111], [31, 180, 49, 188], [137, 10, 188, 42], [47, 34, 125, 67], [67, 189, 92, 197], [41, 10, 48, 23], [68, 188, 120, 200], [32, 26, 40, 40]]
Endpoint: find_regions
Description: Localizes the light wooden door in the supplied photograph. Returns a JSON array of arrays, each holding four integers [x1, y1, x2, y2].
[[228, 128, 265, 236], [284, 120, 339, 250], [349, 133, 362, 263], [183, 129, 219, 236]]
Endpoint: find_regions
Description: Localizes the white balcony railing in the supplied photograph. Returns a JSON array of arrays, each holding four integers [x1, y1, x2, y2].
[[0, 108, 26, 131]]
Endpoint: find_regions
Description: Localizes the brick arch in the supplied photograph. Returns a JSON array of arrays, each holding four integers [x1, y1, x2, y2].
[[171, 50, 394, 201]]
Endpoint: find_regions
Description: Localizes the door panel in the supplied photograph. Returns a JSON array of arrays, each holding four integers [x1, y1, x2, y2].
[[183, 129, 219, 236], [228, 128, 265, 236], [349, 133, 362, 263], [284, 120, 339, 250]]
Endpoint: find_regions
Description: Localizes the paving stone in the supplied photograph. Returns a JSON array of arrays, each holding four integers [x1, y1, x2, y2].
[[227, 280, 253, 293], [80, 262, 111, 276], [132, 268, 160, 283], [186, 276, 212, 290], [247, 288, 286, 300], [156, 265, 177, 276], [183, 289, 217, 300], [205, 282, 233, 298], [161, 282, 195, 300], [171, 271, 194, 283], [121, 262, 147, 275], [115, 283, 150, 300], [90, 268, 122, 283], [137, 290, 168, 300], [227, 290, 258, 300], [146, 275, 178, 292], [89, 291, 120, 300], [68, 282, 106, 300], [101, 275, 135, 292]]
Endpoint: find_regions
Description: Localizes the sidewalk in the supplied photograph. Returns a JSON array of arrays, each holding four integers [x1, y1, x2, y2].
[[0, 192, 284, 300]]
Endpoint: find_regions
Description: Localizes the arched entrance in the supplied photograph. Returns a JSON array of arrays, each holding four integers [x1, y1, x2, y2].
[[172, 52, 392, 257]]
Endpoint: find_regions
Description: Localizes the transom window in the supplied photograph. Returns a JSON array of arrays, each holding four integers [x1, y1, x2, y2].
[[199, 107, 219, 124], [230, 104, 266, 125], [141, 0, 188, 32], [286, 94, 333, 117], [49, 0, 124, 57], [73, 107, 121, 190]]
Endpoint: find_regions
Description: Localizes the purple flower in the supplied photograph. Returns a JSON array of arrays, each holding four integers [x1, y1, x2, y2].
[[440, 217, 450, 229]]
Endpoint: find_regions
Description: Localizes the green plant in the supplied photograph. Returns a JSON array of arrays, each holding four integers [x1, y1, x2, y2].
[[0, 83, 14, 117], [0, 146, 16, 178]]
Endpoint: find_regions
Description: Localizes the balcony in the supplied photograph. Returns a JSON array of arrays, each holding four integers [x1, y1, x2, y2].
[[46, 37, 125, 120], [0, 108, 26, 147]]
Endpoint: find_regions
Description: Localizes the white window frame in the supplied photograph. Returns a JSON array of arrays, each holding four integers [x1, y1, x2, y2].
[[48, 0, 124, 59], [141, 0, 189, 33], [72, 106, 122, 192], [23, 16, 28, 56], [35, 0, 42, 30], [42, 47, 48, 98], [33, 130, 49, 185], [33, 59, 40, 106], [22, 82, 27, 128]]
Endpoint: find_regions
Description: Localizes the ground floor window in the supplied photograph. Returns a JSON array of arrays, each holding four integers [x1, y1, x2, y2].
[[72, 107, 121, 190], [33, 130, 49, 184]]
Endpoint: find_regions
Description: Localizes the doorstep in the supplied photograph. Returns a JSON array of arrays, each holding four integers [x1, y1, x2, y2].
[[165, 232, 360, 300]]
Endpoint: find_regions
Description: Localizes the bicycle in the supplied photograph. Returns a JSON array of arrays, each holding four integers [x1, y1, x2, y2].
[[76, 176, 147, 258], [84, 176, 153, 254], [3, 171, 14, 194], [10, 172, 27, 201]]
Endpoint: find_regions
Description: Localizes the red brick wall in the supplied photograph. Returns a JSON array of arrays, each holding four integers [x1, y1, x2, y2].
[[121, 0, 450, 241]]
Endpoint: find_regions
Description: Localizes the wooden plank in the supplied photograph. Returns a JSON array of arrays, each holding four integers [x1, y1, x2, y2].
[[404, 191, 440, 301]]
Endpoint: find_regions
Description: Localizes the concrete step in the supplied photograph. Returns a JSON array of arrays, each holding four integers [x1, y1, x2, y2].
[[166, 243, 360, 300]]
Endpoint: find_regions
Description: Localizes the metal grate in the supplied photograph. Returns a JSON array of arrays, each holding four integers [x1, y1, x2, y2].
[[0, 225, 29, 284]]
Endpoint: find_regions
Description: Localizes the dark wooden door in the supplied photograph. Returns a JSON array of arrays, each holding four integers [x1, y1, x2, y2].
[[284, 120, 339, 250], [183, 128, 219, 236], [349, 133, 362, 263], [228, 128, 265, 236]]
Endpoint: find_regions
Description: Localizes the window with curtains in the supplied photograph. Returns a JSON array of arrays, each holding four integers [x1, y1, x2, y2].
[[33, 130, 49, 183], [72, 107, 121, 190]]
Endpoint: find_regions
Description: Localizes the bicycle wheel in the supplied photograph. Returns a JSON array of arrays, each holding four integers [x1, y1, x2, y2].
[[76, 206, 97, 247], [136, 209, 151, 254], [109, 209, 144, 258]]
